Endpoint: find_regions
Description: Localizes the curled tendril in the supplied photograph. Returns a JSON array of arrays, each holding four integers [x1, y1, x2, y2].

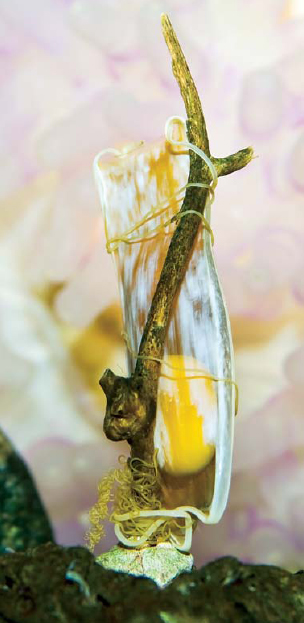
[[94, 116, 218, 253]]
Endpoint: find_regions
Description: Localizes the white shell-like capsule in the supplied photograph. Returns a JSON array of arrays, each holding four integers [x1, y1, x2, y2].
[[94, 128, 235, 538]]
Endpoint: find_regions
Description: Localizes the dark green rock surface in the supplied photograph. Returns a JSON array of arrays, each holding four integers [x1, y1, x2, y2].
[[0, 542, 303, 622], [0, 426, 303, 621], [0, 429, 54, 552]]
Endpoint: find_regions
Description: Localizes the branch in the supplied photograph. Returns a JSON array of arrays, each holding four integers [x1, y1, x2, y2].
[[213, 147, 254, 177], [160, 13, 209, 155], [100, 14, 253, 462]]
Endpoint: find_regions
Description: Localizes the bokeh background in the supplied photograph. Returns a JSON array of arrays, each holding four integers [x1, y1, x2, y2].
[[1, 0, 304, 568]]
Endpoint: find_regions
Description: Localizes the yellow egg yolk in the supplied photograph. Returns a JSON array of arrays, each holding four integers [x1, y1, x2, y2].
[[157, 355, 216, 475]]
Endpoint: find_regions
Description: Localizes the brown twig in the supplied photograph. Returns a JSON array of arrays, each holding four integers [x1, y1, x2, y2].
[[100, 14, 253, 463]]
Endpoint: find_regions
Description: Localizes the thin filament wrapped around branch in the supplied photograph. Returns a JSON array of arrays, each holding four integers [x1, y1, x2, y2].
[[123, 331, 239, 415], [94, 117, 218, 253]]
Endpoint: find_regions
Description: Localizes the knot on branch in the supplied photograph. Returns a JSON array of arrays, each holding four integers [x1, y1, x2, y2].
[[100, 370, 155, 442]]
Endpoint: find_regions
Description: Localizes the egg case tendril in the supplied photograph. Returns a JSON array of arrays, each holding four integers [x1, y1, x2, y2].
[[85, 451, 200, 553], [85, 451, 189, 552], [94, 117, 217, 253], [122, 331, 238, 417]]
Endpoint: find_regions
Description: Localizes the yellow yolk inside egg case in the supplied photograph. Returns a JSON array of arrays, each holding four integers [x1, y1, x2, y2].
[[154, 355, 217, 478]]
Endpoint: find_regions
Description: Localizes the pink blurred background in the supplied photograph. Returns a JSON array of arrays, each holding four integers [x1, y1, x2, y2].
[[1, 0, 304, 568]]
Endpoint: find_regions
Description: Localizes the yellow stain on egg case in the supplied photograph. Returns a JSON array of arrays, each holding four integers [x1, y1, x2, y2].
[[157, 355, 216, 476]]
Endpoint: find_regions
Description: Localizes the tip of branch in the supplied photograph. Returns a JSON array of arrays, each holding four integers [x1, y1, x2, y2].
[[245, 146, 256, 162], [161, 13, 170, 31]]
